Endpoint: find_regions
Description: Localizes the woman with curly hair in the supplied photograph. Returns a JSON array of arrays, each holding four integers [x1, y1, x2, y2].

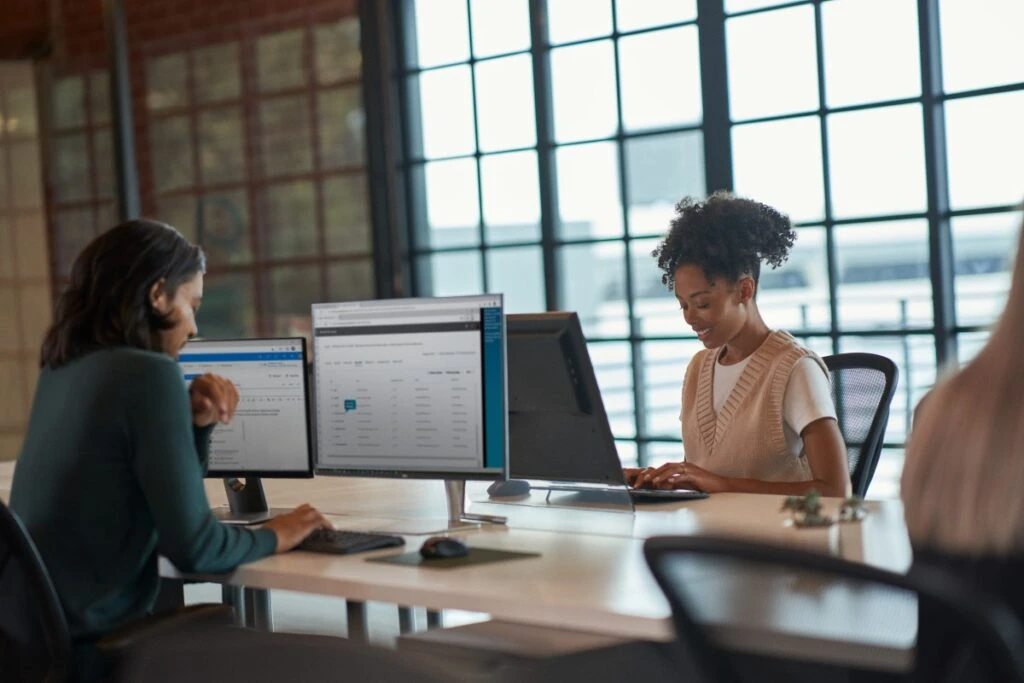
[[627, 192, 850, 497]]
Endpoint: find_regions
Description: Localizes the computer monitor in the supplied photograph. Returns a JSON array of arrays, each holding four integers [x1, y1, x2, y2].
[[504, 312, 623, 485], [311, 295, 508, 529], [178, 337, 313, 522]]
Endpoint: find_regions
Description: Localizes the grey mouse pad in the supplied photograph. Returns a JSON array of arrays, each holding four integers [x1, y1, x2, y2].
[[367, 548, 541, 569]]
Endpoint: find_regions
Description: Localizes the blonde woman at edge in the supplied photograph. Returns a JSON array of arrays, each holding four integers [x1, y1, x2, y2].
[[901, 211, 1024, 681]]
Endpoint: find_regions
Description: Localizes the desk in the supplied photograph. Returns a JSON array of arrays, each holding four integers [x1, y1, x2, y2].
[[175, 475, 915, 671]]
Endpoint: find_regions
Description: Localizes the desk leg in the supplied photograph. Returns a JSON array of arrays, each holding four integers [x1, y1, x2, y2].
[[427, 610, 442, 629], [398, 606, 415, 634], [347, 601, 368, 643], [222, 586, 246, 627], [245, 588, 273, 631]]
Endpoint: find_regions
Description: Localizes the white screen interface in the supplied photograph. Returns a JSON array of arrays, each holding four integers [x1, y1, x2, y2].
[[178, 339, 310, 474], [312, 295, 506, 476]]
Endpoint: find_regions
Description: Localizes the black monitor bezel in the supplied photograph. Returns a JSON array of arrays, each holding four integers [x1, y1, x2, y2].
[[311, 294, 508, 482], [181, 336, 315, 479]]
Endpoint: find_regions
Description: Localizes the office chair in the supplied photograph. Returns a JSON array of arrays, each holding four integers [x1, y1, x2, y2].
[[644, 535, 1024, 683], [821, 352, 899, 497], [0, 501, 234, 682]]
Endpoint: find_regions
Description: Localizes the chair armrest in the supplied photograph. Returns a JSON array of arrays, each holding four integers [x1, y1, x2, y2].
[[96, 603, 235, 655]]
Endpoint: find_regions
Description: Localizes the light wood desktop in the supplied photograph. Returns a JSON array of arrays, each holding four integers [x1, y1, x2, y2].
[[0, 462, 916, 671]]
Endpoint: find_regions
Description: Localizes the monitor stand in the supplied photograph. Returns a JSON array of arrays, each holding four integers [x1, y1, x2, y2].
[[362, 480, 507, 535], [212, 477, 283, 525]]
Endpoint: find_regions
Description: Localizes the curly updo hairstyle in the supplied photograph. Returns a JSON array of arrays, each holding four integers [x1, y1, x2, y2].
[[652, 191, 797, 290]]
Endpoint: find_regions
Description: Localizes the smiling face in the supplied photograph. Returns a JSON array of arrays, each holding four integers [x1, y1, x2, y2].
[[149, 272, 204, 358], [673, 264, 755, 350]]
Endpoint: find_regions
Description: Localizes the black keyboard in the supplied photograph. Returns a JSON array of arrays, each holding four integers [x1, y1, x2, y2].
[[295, 529, 405, 555]]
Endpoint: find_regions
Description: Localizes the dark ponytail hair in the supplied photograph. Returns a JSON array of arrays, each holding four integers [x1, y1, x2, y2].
[[652, 191, 796, 289], [40, 219, 206, 368]]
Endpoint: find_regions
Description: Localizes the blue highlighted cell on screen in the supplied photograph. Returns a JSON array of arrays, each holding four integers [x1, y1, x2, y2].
[[344, 399, 357, 412]]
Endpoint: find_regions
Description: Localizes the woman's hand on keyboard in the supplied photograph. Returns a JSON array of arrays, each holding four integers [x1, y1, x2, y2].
[[263, 504, 334, 553]]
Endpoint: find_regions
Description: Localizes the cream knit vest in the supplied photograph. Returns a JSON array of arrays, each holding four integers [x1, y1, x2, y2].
[[681, 330, 826, 482]]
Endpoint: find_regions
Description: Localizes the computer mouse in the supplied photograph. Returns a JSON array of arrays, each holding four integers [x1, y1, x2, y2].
[[419, 536, 469, 560], [487, 479, 530, 497]]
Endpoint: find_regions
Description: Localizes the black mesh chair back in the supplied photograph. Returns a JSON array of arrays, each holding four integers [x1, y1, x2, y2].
[[822, 352, 898, 497], [0, 501, 72, 683], [644, 535, 1024, 683]]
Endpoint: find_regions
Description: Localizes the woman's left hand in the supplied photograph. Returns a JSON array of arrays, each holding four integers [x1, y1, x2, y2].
[[189, 373, 240, 427], [640, 462, 731, 493]]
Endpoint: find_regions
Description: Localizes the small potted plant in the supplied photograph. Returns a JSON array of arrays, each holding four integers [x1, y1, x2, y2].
[[838, 495, 867, 522]]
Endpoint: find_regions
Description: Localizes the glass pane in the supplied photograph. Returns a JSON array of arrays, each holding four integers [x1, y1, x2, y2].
[[157, 195, 198, 244], [486, 246, 545, 313], [198, 107, 245, 185], [422, 158, 480, 248], [732, 116, 824, 223], [315, 16, 361, 84], [827, 104, 926, 219], [590, 341, 634, 438], [95, 203, 115, 236], [263, 181, 318, 259], [257, 29, 307, 92], [470, 0, 530, 58], [7, 83, 38, 137], [0, 289, 17, 353], [726, 6, 819, 121], [642, 340, 703, 438], [957, 331, 988, 367], [619, 26, 701, 131], [945, 91, 1024, 210], [418, 251, 483, 296], [952, 212, 1019, 327], [89, 71, 110, 125], [198, 191, 251, 266], [10, 141, 43, 209], [93, 129, 115, 199], [319, 86, 365, 169], [835, 220, 932, 329], [551, 41, 617, 144], [13, 212, 48, 279], [417, 65, 476, 158], [631, 237, 675, 337], [480, 151, 540, 244], [197, 273, 256, 339], [556, 142, 623, 239], [474, 55, 536, 152], [194, 42, 241, 103], [52, 75, 86, 128], [411, 0, 470, 68], [328, 259, 375, 302], [647, 441, 684, 468], [269, 266, 320, 337], [838, 335, 936, 444], [616, 440, 639, 469], [759, 227, 831, 332], [0, 217, 13, 279], [0, 359, 26, 427], [53, 209, 95, 276], [145, 54, 187, 111], [324, 174, 371, 255], [51, 134, 91, 202], [616, 0, 696, 31], [149, 116, 194, 192], [726, 0, 792, 12], [822, 0, 920, 108], [260, 96, 312, 176], [939, 0, 1024, 94], [547, 0, 613, 44], [557, 241, 627, 338], [18, 284, 51, 353], [0, 148, 6, 208], [626, 131, 705, 237]]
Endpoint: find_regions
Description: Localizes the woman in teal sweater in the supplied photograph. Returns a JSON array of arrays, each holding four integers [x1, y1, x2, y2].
[[9, 220, 329, 652]]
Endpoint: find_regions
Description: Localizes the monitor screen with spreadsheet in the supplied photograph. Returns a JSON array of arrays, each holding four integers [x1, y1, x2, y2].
[[311, 295, 507, 480], [178, 338, 313, 477]]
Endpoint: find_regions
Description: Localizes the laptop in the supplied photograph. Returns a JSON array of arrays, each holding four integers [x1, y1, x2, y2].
[[502, 312, 707, 503]]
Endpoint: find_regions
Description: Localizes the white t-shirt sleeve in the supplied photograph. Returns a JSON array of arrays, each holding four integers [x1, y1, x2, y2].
[[783, 357, 837, 436]]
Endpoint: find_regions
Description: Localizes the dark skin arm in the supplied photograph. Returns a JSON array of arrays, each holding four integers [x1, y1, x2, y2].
[[626, 417, 851, 498]]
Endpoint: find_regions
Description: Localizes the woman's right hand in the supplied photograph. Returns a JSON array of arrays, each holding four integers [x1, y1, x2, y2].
[[262, 504, 333, 553], [624, 467, 647, 487]]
